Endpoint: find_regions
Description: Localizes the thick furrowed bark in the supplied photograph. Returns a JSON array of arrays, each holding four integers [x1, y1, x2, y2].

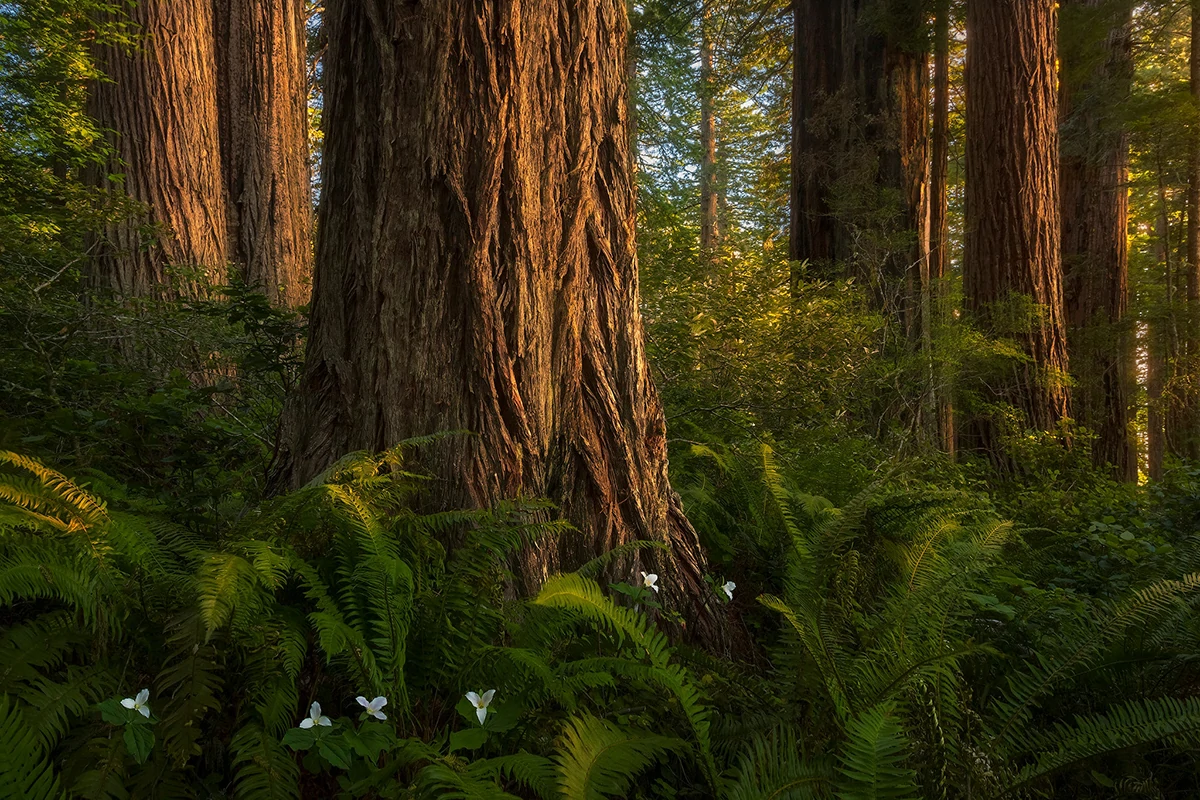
[[962, 0, 1071, 459], [216, 0, 313, 307], [274, 0, 717, 631], [1060, 0, 1135, 480], [87, 0, 228, 298]]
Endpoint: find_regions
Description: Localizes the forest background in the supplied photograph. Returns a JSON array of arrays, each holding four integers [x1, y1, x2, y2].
[[3, 0, 1200, 797]]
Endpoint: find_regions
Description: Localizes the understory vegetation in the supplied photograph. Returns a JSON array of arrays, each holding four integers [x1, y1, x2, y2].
[[2, 311, 1200, 798]]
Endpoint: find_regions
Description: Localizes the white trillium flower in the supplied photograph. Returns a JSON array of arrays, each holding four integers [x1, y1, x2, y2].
[[722, 581, 736, 601], [640, 571, 660, 593], [356, 695, 388, 720], [465, 689, 496, 725], [299, 701, 331, 729], [121, 688, 151, 719]]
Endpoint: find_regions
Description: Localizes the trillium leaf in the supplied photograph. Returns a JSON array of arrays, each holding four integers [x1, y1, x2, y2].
[[282, 727, 318, 751], [449, 727, 488, 752], [123, 723, 154, 764], [318, 739, 353, 770], [97, 698, 128, 726]]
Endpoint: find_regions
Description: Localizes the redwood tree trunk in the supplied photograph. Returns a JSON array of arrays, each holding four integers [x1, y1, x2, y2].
[[699, 1, 719, 260], [789, 0, 849, 285], [930, 0, 954, 456], [1060, 0, 1135, 480], [274, 0, 712, 616], [962, 0, 1070, 457], [87, 0, 229, 298], [215, 0, 314, 307], [1185, 0, 1200, 458], [874, 1, 929, 353]]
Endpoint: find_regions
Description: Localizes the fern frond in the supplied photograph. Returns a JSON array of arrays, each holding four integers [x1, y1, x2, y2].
[[468, 753, 559, 800], [835, 703, 919, 800], [0, 695, 65, 800], [554, 713, 687, 800], [155, 615, 223, 766], [725, 726, 832, 800], [533, 574, 717, 784], [990, 573, 1200, 750], [229, 722, 300, 800], [1003, 697, 1200, 792], [759, 593, 852, 721]]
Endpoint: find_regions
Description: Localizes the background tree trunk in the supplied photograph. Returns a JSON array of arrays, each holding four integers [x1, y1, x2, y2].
[[873, 0, 929, 370], [273, 0, 714, 620], [1184, 0, 1200, 458], [87, 0, 229, 298], [699, 1, 719, 260], [789, 0, 849, 286], [1060, 0, 1135, 480], [962, 0, 1070, 458], [215, 0, 314, 307], [930, 0, 954, 456]]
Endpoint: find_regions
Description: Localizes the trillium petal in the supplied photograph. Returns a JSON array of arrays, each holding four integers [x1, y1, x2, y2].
[[356, 696, 369, 709], [465, 691, 481, 707], [481, 689, 496, 707], [309, 702, 322, 718], [299, 718, 314, 729], [121, 698, 136, 709], [475, 706, 487, 725], [650, 584, 660, 593], [138, 705, 151, 718], [371, 710, 387, 720], [372, 696, 387, 710], [318, 716, 331, 727], [136, 689, 149, 705]]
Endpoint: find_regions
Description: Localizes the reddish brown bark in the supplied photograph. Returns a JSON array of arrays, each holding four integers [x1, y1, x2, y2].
[[699, 1, 719, 260], [789, 0, 850, 283], [87, 0, 229, 298], [273, 1, 713, 619], [1184, 0, 1200, 458], [1060, 0, 1135, 480], [215, 0, 314, 307], [930, 0, 954, 456], [874, 4, 930, 341], [962, 0, 1071, 456]]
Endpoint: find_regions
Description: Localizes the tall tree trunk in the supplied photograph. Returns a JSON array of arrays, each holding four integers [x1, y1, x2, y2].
[[273, 0, 714, 621], [1160, 174, 1188, 462], [962, 0, 1070, 459], [87, 0, 229, 298], [699, 1, 719, 260], [1060, 0, 1135, 480], [1185, 0, 1200, 458], [1149, 192, 1171, 480], [215, 0, 314, 307], [873, 0, 929, 385], [789, 0, 848, 287], [930, 0, 954, 456]]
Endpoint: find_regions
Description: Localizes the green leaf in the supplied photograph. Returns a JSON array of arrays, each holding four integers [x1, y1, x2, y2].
[[281, 727, 318, 751], [97, 697, 129, 726], [554, 714, 686, 800], [449, 727, 489, 752], [317, 738, 353, 770], [835, 704, 918, 800], [343, 725, 393, 761], [123, 723, 154, 764]]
